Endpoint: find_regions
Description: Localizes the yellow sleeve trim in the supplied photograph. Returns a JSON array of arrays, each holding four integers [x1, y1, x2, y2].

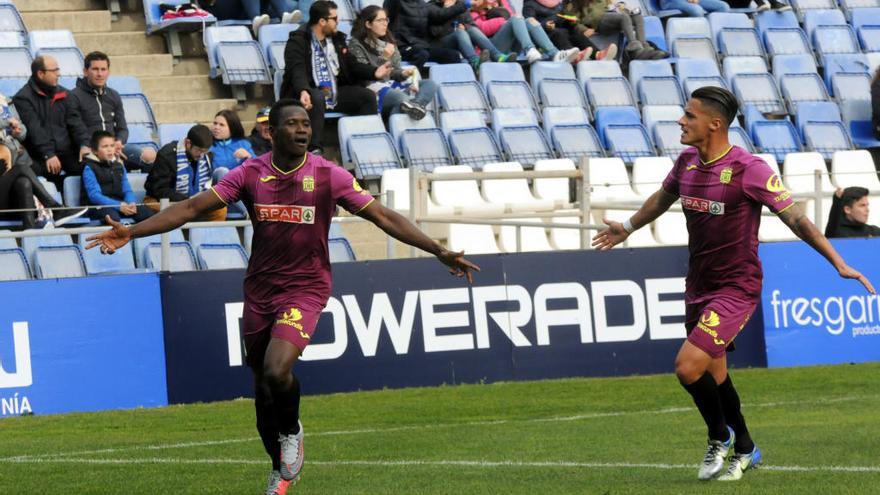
[[353, 197, 375, 214], [210, 187, 229, 206], [776, 202, 795, 214]]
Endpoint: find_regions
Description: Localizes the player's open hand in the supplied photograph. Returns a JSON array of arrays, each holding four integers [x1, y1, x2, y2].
[[85, 216, 132, 255], [437, 249, 480, 283], [838, 264, 875, 294], [591, 218, 629, 251]]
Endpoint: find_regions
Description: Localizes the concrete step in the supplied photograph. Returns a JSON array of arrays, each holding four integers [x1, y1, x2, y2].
[[75, 31, 166, 56], [21, 11, 112, 33], [15, 0, 104, 11], [112, 12, 147, 33], [140, 75, 227, 102], [153, 98, 240, 123], [111, 54, 173, 77], [172, 58, 211, 77]]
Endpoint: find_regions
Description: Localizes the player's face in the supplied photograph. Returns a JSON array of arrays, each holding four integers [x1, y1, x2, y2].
[[679, 99, 715, 146], [844, 196, 870, 224], [271, 106, 311, 156]]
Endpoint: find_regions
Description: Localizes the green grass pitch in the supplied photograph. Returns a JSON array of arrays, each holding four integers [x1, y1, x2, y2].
[[1, 362, 878, 494]]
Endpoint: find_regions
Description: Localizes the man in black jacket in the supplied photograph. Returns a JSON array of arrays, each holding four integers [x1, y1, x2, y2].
[[69, 51, 156, 172], [143, 124, 227, 222], [281, 0, 378, 154], [384, 0, 466, 67], [825, 186, 880, 238], [248, 106, 273, 156], [13, 55, 90, 190]]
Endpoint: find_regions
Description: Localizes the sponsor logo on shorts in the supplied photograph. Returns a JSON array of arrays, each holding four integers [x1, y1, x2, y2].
[[277, 307, 305, 334], [719, 167, 733, 184], [259, 175, 277, 183], [681, 195, 725, 215], [303, 175, 315, 192], [697, 310, 726, 345], [255, 204, 316, 224]]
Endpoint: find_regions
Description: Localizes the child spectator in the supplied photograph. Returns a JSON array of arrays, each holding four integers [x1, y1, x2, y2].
[[82, 130, 154, 224]]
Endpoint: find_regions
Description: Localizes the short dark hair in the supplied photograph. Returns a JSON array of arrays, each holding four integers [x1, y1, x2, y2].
[[90, 130, 116, 150], [309, 0, 338, 26], [841, 186, 870, 209], [84, 51, 110, 70], [215, 109, 245, 140], [30, 56, 47, 77], [268, 98, 306, 127], [186, 124, 213, 149], [691, 86, 738, 126]]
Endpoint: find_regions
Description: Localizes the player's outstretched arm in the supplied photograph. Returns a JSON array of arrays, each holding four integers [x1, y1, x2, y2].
[[778, 204, 875, 294], [356, 201, 480, 283], [85, 190, 226, 254], [591, 188, 678, 251]]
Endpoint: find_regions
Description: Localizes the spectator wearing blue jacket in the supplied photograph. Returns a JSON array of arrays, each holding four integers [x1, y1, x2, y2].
[[82, 130, 154, 224], [210, 109, 255, 181]]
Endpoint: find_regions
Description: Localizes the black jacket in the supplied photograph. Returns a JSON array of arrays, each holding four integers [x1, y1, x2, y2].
[[429, 1, 475, 40], [83, 155, 127, 202], [384, 0, 467, 49], [144, 141, 213, 202], [523, 0, 564, 28], [13, 77, 89, 161], [281, 24, 375, 100], [248, 128, 272, 156], [871, 75, 880, 139], [825, 194, 880, 238], [70, 77, 129, 144]]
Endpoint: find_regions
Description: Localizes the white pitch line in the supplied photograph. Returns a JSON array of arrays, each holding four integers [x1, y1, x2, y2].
[[1, 394, 875, 463], [4, 457, 880, 474]]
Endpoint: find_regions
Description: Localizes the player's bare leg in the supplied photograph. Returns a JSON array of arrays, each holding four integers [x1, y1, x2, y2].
[[263, 339, 305, 483], [676, 342, 734, 480]]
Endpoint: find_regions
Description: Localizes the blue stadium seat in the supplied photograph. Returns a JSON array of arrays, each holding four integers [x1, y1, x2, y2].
[[671, 37, 717, 61], [646, 0, 683, 17], [725, 57, 785, 114], [121, 93, 158, 130], [480, 61, 526, 87], [338, 114, 386, 165], [144, 0, 217, 36], [605, 125, 655, 163], [329, 237, 356, 262], [629, 61, 683, 106], [77, 234, 137, 275], [491, 108, 539, 138], [790, 0, 837, 21], [357, 0, 384, 9], [628, 60, 673, 91], [530, 62, 587, 109], [189, 226, 241, 249], [33, 245, 87, 279], [708, 12, 752, 44], [126, 172, 147, 205], [349, 133, 402, 181], [486, 80, 538, 111], [772, 53, 818, 82], [543, 106, 604, 160], [795, 100, 843, 134], [439, 110, 486, 137], [813, 25, 861, 60], [643, 105, 685, 158], [274, 68, 284, 100], [576, 60, 623, 84], [804, 120, 853, 159], [196, 244, 249, 270], [584, 77, 637, 111], [448, 127, 503, 169], [0, 31, 22, 48], [780, 73, 830, 112], [841, 0, 880, 19], [62, 176, 82, 208], [0, 248, 30, 280], [159, 123, 194, 146], [832, 71, 871, 122], [389, 112, 436, 153], [107, 75, 143, 94], [400, 128, 454, 171], [752, 120, 803, 162], [496, 126, 554, 167], [666, 17, 713, 49], [543, 106, 590, 130], [644, 16, 668, 51], [0, 77, 25, 96], [763, 27, 811, 58], [0, 47, 32, 78], [429, 62, 476, 83], [335, 0, 356, 22], [851, 8, 880, 52], [436, 80, 491, 117], [822, 53, 870, 96], [28, 29, 75, 55], [803, 9, 846, 41], [756, 10, 799, 36], [127, 125, 159, 151], [594, 106, 642, 145], [676, 58, 728, 97], [145, 242, 198, 272], [36, 47, 84, 78], [217, 42, 272, 85], [0, 230, 15, 249], [21, 232, 74, 267], [0, 4, 27, 46], [729, 126, 756, 152], [258, 23, 298, 71], [132, 229, 185, 267]]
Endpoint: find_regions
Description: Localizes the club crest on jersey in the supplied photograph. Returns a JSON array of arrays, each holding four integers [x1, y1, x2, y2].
[[303, 175, 315, 192], [719, 167, 733, 184], [681, 195, 725, 215], [255, 204, 316, 224]]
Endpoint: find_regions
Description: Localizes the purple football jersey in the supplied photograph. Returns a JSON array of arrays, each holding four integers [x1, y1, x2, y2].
[[212, 152, 374, 311], [662, 146, 794, 303]]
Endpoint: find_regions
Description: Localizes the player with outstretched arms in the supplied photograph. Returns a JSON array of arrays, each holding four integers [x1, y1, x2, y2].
[[591, 86, 875, 481], [87, 99, 480, 495]]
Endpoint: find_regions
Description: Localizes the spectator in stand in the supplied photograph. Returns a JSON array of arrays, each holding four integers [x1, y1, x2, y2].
[[659, 0, 728, 17], [560, 0, 665, 60], [199, 0, 305, 35], [384, 0, 471, 67], [144, 124, 226, 221], [471, 0, 585, 64], [522, 0, 597, 62], [281, 1, 378, 155], [724, 0, 790, 11], [825, 187, 880, 238], [872, 67, 880, 140], [249, 107, 273, 156], [429, 0, 518, 71], [210, 109, 255, 172], [69, 51, 156, 173], [0, 94, 33, 171], [82, 130, 154, 224], [13, 55, 90, 191], [349, 6, 439, 120]]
